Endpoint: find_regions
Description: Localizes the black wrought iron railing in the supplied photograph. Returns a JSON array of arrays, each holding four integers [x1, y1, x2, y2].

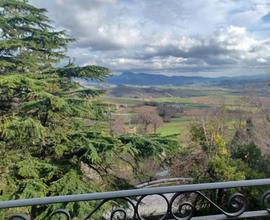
[[2, 179, 270, 219]]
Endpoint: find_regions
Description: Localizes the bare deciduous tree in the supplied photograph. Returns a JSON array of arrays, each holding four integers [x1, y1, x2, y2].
[[110, 115, 127, 135], [133, 107, 163, 133], [157, 104, 183, 122]]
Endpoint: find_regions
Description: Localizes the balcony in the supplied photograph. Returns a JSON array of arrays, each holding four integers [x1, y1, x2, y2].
[[1, 179, 270, 219]]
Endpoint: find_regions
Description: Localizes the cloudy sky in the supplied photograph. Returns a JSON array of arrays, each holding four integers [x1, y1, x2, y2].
[[30, 0, 270, 77]]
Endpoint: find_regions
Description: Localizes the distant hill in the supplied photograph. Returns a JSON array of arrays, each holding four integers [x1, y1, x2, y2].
[[78, 71, 270, 98], [108, 85, 219, 98], [105, 72, 269, 87], [107, 72, 217, 86]]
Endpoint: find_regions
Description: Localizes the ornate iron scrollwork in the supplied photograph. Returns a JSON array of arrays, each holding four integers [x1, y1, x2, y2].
[[2, 179, 270, 219]]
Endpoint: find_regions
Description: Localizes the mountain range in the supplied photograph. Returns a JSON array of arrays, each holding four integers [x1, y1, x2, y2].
[[104, 71, 268, 87]]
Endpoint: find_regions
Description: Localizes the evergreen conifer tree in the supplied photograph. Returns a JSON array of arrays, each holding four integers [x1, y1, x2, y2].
[[0, 0, 177, 218]]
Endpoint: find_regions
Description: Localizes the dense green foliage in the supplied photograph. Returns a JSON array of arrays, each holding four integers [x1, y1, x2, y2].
[[174, 116, 270, 214], [0, 1, 178, 218]]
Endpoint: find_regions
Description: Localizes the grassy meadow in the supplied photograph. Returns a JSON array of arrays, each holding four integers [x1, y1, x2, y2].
[[101, 84, 259, 146]]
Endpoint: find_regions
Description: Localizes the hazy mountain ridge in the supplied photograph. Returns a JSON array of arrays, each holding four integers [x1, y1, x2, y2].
[[105, 72, 269, 86], [107, 72, 216, 85]]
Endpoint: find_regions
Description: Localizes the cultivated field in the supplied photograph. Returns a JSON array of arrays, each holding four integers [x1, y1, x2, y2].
[[100, 84, 270, 146]]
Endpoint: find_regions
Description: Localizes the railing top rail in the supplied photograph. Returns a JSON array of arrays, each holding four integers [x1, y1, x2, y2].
[[1, 178, 270, 209]]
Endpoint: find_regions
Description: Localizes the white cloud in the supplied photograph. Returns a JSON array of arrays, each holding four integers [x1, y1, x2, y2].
[[257, 57, 267, 63], [29, 0, 270, 76]]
